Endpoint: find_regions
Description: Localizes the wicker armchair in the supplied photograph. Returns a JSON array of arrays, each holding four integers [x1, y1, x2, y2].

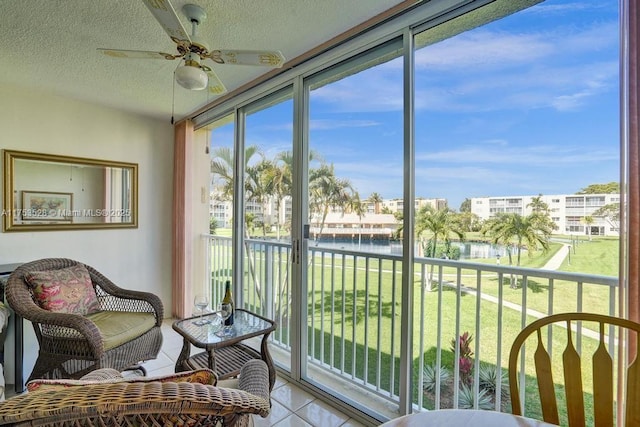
[[5, 258, 163, 381], [0, 360, 271, 426]]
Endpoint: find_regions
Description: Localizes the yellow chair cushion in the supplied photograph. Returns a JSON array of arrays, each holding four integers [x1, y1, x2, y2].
[[86, 311, 156, 350]]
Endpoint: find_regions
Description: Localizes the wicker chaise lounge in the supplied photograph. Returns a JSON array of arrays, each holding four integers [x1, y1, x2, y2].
[[0, 360, 271, 426], [6, 258, 164, 380]]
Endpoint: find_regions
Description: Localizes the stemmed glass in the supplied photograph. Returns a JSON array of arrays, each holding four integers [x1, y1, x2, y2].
[[216, 302, 233, 336], [193, 294, 211, 326]]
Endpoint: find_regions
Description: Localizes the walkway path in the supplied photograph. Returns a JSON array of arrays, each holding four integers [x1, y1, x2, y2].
[[442, 243, 572, 321], [541, 243, 570, 270]]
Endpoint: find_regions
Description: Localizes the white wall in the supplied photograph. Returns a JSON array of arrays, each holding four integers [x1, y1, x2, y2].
[[0, 84, 174, 387]]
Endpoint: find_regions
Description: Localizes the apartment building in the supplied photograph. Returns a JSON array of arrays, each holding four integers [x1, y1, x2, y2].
[[471, 194, 620, 237], [381, 197, 447, 214]]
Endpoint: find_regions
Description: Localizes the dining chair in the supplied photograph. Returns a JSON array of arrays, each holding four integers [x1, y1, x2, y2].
[[508, 312, 640, 426]]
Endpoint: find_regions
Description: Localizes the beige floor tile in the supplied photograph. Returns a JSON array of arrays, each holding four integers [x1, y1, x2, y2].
[[272, 414, 313, 427], [271, 383, 316, 412], [138, 350, 174, 373], [253, 399, 291, 427], [295, 400, 350, 427], [340, 418, 367, 427]]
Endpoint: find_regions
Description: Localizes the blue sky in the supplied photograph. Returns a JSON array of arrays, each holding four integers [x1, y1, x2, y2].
[[213, 0, 619, 211]]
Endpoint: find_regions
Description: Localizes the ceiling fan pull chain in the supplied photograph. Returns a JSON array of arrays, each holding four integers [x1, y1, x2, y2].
[[171, 72, 176, 125]]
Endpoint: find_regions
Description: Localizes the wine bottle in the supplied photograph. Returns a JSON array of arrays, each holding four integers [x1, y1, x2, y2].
[[222, 280, 234, 326]]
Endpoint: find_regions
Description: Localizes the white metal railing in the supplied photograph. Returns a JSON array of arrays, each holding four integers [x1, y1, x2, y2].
[[205, 235, 619, 417]]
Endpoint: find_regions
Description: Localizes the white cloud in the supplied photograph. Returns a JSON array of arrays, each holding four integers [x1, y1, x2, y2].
[[414, 30, 554, 70], [525, 2, 613, 15], [313, 16, 618, 114], [310, 119, 382, 130], [416, 143, 618, 166]]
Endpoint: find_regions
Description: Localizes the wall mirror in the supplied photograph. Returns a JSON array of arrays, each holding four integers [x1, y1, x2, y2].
[[3, 150, 138, 231]]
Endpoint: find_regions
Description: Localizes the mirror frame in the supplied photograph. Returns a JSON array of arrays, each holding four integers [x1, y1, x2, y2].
[[3, 150, 138, 232]]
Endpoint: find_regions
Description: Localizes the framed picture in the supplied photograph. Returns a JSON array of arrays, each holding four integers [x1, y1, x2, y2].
[[21, 191, 73, 221]]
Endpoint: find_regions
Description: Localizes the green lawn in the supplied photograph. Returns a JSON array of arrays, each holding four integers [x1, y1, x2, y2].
[[212, 233, 619, 423]]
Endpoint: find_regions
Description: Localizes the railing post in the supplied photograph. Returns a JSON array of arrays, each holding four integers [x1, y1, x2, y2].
[[264, 244, 274, 319], [205, 234, 212, 300]]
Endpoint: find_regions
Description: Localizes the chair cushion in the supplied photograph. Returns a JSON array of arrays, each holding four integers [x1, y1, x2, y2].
[[85, 311, 157, 350], [25, 264, 100, 315], [26, 368, 217, 392]]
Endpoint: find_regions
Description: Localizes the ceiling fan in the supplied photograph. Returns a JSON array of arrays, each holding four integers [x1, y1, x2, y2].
[[98, 0, 285, 95]]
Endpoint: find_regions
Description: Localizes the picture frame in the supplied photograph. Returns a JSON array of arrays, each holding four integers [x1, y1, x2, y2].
[[21, 191, 73, 222]]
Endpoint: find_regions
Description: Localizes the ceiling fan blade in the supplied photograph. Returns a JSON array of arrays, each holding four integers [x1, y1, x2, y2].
[[141, 0, 191, 45], [205, 70, 227, 96], [98, 48, 180, 60], [208, 50, 285, 68]]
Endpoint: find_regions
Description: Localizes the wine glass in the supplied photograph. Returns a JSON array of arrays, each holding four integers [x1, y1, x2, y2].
[[216, 302, 233, 336], [193, 294, 211, 326]]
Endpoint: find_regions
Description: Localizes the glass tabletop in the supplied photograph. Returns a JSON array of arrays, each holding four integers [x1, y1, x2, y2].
[[173, 309, 275, 346]]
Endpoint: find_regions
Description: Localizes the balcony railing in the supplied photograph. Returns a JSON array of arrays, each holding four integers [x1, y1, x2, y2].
[[205, 235, 619, 421]]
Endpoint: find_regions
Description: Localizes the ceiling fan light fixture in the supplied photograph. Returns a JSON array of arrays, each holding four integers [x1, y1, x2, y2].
[[175, 63, 208, 91]]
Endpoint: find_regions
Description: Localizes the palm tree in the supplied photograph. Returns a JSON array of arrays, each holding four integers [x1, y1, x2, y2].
[[368, 192, 383, 214], [415, 206, 465, 291], [527, 194, 550, 214], [210, 145, 265, 299], [582, 215, 594, 241], [269, 152, 294, 240], [347, 192, 366, 246], [481, 212, 553, 288], [309, 164, 354, 242], [270, 149, 323, 240], [210, 145, 262, 199]]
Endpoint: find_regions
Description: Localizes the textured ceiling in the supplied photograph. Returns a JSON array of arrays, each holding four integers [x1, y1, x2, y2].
[[1, 0, 408, 122]]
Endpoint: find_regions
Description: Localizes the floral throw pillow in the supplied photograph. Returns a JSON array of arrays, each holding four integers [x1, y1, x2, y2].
[[25, 264, 100, 315]]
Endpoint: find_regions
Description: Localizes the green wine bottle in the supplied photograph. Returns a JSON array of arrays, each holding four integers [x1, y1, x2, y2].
[[222, 280, 234, 326]]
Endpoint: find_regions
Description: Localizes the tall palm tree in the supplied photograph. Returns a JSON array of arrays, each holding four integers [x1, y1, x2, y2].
[[210, 145, 265, 298], [270, 151, 296, 240], [415, 206, 465, 291], [582, 215, 594, 241], [347, 192, 366, 246], [368, 192, 383, 214], [246, 159, 278, 236], [210, 145, 262, 199], [270, 149, 324, 240], [481, 212, 553, 288], [309, 164, 354, 242], [527, 194, 550, 214]]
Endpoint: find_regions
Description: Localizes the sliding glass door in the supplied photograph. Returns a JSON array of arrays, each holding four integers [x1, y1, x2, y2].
[[303, 39, 406, 417]]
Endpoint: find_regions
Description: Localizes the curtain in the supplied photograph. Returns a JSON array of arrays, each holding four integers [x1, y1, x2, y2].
[[172, 119, 194, 318]]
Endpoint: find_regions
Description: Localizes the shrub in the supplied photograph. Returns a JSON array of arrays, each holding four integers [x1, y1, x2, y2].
[[422, 363, 451, 393], [478, 363, 509, 399], [458, 383, 494, 410], [451, 332, 474, 385]]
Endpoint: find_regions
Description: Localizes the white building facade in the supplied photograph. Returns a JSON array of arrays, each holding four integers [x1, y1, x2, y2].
[[470, 194, 620, 237]]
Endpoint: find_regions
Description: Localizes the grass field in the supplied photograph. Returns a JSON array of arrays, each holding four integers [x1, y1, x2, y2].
[[213, 232, 620, 422]]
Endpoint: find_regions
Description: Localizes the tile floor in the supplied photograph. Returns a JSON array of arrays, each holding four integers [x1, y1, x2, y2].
[[140, 320, 367, 427]]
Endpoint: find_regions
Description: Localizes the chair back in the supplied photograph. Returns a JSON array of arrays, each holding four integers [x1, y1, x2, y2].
[[6, 258, 84, 320], [508, 312, 640, 426]]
